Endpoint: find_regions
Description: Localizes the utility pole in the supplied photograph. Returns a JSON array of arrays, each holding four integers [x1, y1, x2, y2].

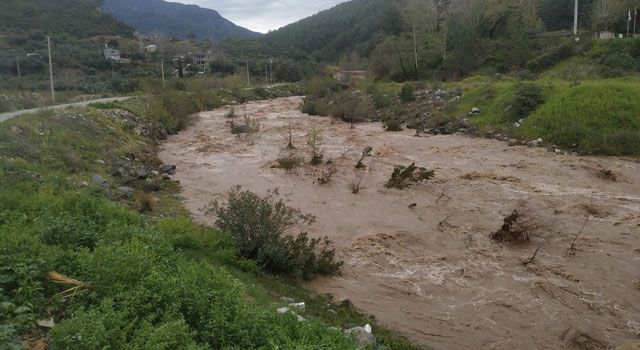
[[573, 0, 580, 35], [15, 56, 21, 79], [161, 58, 166, 87], [628, 10, 632, 37], [246, 61, 250, 86], [47, 36, 55, 103], [634, 7, 638, 36], [269, 58, 273, 84]]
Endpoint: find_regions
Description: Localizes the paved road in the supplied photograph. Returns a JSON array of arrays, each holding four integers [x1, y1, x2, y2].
[[0, 96, 134, 122]]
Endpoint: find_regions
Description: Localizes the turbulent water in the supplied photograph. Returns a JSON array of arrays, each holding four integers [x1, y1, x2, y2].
[[160, 96, 640, 350]]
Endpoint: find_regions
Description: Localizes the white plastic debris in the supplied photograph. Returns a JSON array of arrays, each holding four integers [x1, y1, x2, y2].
[[364, 324, 372, 334], [288, 302, 305, 310], [277, 307, 289, 314]]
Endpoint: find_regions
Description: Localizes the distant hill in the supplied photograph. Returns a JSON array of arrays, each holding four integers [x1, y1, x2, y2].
[[103, 0, 261, 41], [263, 0, 402, 62], [0, 0, 134, 39]]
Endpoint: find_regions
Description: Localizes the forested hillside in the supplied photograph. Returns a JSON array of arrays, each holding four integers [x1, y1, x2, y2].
[[264, 0, 403, 62], [103, 0, 261, 40]]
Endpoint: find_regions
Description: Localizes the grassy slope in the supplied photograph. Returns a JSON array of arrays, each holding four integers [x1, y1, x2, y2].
[[0, 89, 421, 349], [450, 76, 640, 156]]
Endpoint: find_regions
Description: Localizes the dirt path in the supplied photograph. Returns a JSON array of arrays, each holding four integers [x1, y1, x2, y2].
[[159, 96, 640, 350]]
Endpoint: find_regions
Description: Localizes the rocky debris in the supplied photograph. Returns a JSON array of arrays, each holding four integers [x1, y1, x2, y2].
[[294, 313, 306, 322], [528, 138, 544, 147], [276, 307, 289, 314], [117, 186, 133, 197], [91, 175, 108, 189], [344, 325, 376, 346], [433, 89, 449, 99], [95, 159, 106, 165], [471, 107, 481, 114], [143, 183, 161, 193], [425, 118, 476, 135], [508, 139, 518, 147], [159, 164, 176, 175], [136, 168, 150, 179]]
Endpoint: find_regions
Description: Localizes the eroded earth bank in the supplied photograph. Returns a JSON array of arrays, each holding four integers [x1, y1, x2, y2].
[[159, 96, 640, 350]]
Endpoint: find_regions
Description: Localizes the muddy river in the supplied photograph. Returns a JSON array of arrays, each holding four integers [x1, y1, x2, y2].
[[159, 96, 640, 349]]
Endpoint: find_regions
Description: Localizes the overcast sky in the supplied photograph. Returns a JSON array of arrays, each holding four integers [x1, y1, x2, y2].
[[174, 0, 346, 33]]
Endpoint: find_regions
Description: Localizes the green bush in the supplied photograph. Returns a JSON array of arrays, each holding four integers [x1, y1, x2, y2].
[[385, 163, 435, 189], [331, 91, 372, 124], [526, 43, 574, 73], [399, 83, 416, 103], [512, 82, 544, 119], [214, 187, 342, 280]]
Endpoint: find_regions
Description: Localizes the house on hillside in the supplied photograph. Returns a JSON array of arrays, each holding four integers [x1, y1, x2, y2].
[[104, 45, 131, 64], [145, 44, 158, 53]]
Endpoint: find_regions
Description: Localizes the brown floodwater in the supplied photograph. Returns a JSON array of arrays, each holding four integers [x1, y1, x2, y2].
[[159, 96, 640, 350]]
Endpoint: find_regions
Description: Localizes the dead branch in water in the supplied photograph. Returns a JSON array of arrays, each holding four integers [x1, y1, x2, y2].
[[566, 216, 590, 256], [523, 246, 541, 266]]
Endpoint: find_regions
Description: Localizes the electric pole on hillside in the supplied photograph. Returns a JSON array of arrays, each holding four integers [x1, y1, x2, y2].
[[47, 36, 55, 103], [246, 61, 250, 86], [269, 57, 273, 84], [628, 10, 632, 37], [573, 0, 579, 36], [15, 56, 21, 80], [161, 59, 166, 87]]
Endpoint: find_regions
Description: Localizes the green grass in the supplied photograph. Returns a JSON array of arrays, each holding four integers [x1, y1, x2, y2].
[[0, 91, 423, 349], [452, 78, 640, 156], [518, 80, 640, 156]]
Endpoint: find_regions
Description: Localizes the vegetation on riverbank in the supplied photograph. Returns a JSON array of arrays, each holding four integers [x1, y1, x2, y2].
[[0, 86, 422, 349]]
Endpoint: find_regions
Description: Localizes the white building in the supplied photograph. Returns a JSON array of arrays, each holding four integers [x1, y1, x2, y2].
[[145, 44, 158, 53]]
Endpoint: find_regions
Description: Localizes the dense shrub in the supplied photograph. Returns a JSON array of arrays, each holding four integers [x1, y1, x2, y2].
[[399, 83, 416, 102], [331, 91, 372, 124], [526, 43, 574, 72], [214, 187, 342, 279], [512, 82, 544, 119]]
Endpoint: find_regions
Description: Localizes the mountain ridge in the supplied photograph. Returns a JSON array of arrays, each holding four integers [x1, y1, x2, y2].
[[102, 0, 261, 41]]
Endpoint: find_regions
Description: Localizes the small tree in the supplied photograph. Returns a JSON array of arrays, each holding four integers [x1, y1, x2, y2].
[[307, 126, 324, 165], [385, 163, 435, 189]]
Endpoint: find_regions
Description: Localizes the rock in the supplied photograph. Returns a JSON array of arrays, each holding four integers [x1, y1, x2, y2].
[[36, 318, 55, 328], [408, 203, 417, 209], [471, 107, 481, 114], [527, 138, 544, 147], [113, 167, 130, 178], [95, 159, 106, 165], [159, 164, 176, 175], [143, 183, 161, 193], [280, 297, 295, 303], [10, 126, 23, 135], [554, 148, 562, 154], [288, 302, 305, 310], [294, 313, 306, 322], [117, 186, 133, 197], [344, 326, 376, 346], [508, 139, 518, 147], [91, 175, 108, 189], [151, 170, 160, 176], [276, 307, 289, 314], [36, 319, 55, 329], [136, 168, 150, 179]]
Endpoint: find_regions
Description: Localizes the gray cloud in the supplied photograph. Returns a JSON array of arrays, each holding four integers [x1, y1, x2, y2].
[[175, 0, 346, 33]]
